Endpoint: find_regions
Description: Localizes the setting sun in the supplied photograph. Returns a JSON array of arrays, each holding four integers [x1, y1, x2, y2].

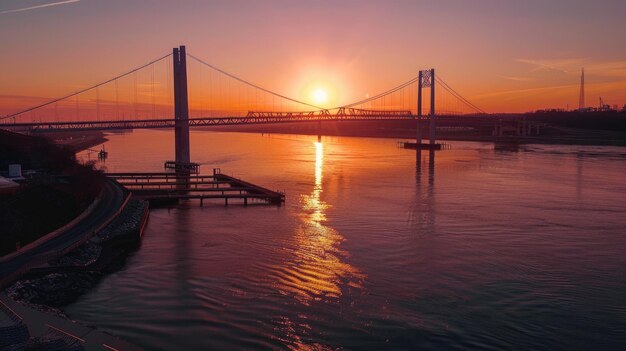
[[312, 88, 328, 105]]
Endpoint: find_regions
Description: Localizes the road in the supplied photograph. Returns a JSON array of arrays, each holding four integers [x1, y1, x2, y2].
[[0, 177, 127, 287]]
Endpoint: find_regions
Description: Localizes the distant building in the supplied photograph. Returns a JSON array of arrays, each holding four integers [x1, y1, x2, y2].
[[576, 107, 594, 113], [8, 164, 22, 178], [535, 108, 566, 113], [598, 97, 614, 112]]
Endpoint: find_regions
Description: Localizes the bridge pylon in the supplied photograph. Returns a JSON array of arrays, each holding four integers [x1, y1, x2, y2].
[[406, 68, 441, 150], [173, 45, 191, 169]]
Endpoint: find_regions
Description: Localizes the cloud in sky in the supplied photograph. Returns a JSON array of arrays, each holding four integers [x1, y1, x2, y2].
[[500, 76, 537, 82], [587, 61, 626, 78], [517, 58, 626, 79], [516, 58, 583, 74], [472, 80, 626, 101], [0, 0, 80, 15]]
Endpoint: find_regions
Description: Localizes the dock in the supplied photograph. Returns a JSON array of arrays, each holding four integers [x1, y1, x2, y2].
[[107, 170, 285, 206]]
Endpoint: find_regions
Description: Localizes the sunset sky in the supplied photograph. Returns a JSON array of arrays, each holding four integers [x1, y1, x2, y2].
[[1, 0, 625, 114]]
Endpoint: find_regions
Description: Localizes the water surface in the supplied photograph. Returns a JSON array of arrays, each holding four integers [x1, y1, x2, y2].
[[68, 130, 626, 350]]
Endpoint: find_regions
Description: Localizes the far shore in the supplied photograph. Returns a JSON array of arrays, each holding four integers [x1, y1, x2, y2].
[[185, 111, 626, 147], [193, 120, 626, 147]]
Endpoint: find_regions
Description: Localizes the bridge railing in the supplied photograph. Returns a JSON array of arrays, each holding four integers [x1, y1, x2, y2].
[[0, 111, 503, 133], [246, 108, 414, 119]]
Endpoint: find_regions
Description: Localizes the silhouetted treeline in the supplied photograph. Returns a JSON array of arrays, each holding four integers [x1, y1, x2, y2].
[[1, 130, 76, 171], [0, 130, 104, 255], [527, 111, 626, 132]]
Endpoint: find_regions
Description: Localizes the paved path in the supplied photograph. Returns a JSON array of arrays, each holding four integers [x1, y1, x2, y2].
[[0, 178, 127, 287], [0, 178, 143, 350]]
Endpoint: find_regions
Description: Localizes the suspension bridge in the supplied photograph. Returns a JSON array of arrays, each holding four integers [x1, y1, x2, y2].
[[0, 45, 496, 170]]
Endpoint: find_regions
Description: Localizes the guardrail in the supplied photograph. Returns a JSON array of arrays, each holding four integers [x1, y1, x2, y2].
[[0, 298, 23, 325], [45, 323, 86, 350], [0, 298, 29, 348]]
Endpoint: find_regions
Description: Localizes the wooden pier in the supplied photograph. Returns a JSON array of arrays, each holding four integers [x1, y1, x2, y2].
[[107, 170, 285, 206]]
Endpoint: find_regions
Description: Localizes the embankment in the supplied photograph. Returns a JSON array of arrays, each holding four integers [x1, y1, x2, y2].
[[1, 198, 149, 350], [7, 199, 149, 309]]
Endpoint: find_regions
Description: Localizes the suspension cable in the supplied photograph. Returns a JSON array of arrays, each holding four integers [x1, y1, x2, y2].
[[435, 76, 486, 114], [337, 77, 418, 109], [187, 53, 323, 111], [1, 53, 172, 121]]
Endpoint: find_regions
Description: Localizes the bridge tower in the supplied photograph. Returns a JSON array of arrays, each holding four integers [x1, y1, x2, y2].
[[412, 68, 439, 149], [173, 45, 191, 168]]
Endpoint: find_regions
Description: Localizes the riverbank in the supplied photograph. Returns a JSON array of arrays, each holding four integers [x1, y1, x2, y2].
[[7, 199, 148, 308], [196, 115, 626, 147], [52, 131, 109, 153], [1, 198, 149, 350]]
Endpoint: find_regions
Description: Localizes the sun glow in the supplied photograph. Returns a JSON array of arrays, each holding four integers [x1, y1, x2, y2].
[[312, 88, 328, 105]]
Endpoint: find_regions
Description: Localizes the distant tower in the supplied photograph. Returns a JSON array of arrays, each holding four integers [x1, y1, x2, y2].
[[578, 68, 585, 110]]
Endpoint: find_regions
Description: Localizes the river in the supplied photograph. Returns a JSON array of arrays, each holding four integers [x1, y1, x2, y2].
[[68, 130, 626, 350]]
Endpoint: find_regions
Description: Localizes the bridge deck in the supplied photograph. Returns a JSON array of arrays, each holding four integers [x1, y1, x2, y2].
[[0, 113, 502, 133]]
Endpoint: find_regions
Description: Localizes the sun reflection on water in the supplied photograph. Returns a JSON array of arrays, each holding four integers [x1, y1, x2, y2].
[[272, 140, 365, 349], [273, 141, 364, 306], [304, 142, 328, 224]]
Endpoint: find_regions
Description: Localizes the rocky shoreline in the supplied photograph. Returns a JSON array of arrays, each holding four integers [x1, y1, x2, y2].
[[8, 199, 148, 309], [1, 198, 149, 350]]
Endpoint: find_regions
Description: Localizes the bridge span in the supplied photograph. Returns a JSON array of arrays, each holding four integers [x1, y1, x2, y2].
[[0, 112, 497, 133], [1, 45, 495, 167]]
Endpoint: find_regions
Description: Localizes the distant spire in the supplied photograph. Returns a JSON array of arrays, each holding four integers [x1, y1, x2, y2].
[[578, 68, 585, 110]]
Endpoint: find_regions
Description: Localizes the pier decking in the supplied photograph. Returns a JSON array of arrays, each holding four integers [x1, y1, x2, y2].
[[107, 171, 285, 206]]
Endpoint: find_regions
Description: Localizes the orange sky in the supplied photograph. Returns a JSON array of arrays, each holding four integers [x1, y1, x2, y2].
[[1, 0, 625, 116]]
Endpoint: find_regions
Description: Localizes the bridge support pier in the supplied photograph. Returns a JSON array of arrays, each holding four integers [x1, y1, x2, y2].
[[417, 71, 423, 143], [428, 68, 436, 145], [406, 69, 441, 151], [173, 45, 191, 168]]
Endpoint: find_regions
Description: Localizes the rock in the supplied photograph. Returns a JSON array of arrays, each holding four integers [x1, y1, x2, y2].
[[94, 199, 147, 245], [2, 336, 84, 351], [49, 242, 101, 267], [7, 272, 101, 307], [2, 198, 149, 325]]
